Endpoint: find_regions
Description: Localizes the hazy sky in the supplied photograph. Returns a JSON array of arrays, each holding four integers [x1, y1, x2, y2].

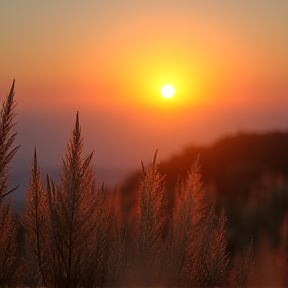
[[1, 0, 287, 180]]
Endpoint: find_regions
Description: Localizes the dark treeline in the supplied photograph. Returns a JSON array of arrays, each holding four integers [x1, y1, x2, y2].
[[1, 81, 288, 287]]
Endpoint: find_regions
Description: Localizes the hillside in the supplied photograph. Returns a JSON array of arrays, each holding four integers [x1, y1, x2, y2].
[[122, 131, 288, 251]]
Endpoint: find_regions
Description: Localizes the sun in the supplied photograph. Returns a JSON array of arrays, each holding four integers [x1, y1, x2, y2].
[[161, 84, 175, 99]]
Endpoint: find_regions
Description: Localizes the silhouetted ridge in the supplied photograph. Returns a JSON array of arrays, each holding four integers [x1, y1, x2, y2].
[[121, 131, 288, 252], [123, 131, 288, 200]]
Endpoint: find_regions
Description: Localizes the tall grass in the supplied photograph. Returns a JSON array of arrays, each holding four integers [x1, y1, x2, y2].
[[3, 81, 288, 287], [0, 80, 19, 285], [21, 148, 48, 286]]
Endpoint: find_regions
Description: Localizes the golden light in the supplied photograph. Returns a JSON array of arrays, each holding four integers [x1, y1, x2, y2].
[[161, 84, 175, 98], [88, 12, 243, 112]]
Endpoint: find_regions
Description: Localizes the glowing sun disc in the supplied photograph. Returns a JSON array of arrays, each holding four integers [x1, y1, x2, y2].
[[161, 84, 175, 98]]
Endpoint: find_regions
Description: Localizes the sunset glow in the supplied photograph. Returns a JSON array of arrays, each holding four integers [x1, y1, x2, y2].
[[1, 0, 287, 171], [0, 2, 287, 286]]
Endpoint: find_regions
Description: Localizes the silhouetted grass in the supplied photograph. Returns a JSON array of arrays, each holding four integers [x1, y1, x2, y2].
[[2, 81, 288, 287]]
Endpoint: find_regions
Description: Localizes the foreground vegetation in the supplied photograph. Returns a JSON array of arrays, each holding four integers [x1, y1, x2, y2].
[[0, 81, 288, 287]]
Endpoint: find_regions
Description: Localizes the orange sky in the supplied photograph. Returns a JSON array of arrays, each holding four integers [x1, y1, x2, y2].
[[0, 1, 287, 181]]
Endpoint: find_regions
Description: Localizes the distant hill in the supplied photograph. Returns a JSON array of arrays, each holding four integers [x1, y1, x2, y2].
[[121, 131, 288, 251], [159, 131, 288, 204], [123, 131, 288, 198]]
